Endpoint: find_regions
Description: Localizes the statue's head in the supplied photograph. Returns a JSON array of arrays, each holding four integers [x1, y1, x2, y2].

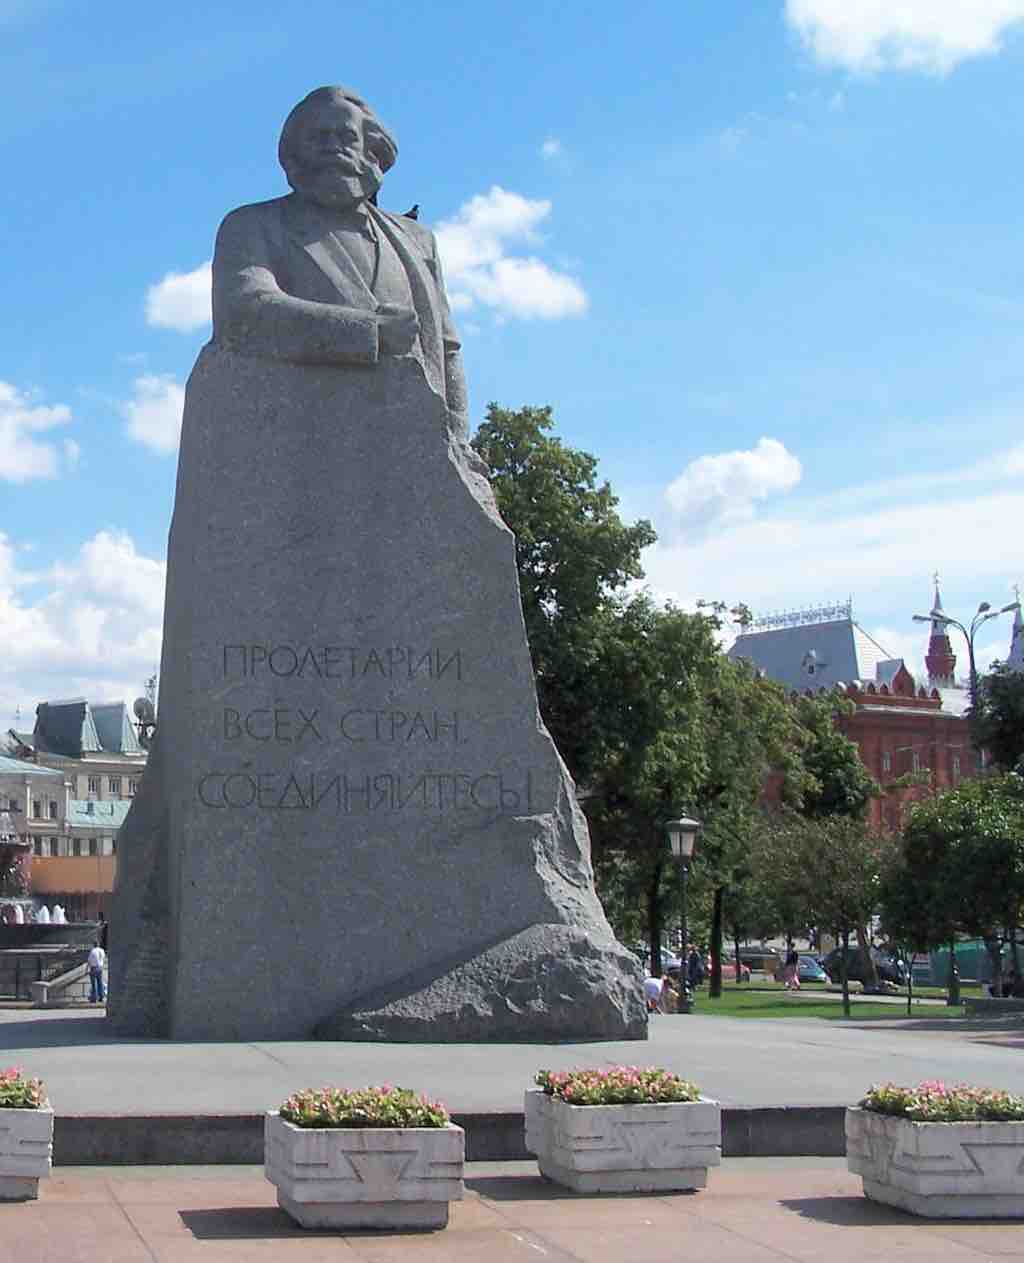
[[278, 86, 398, 209]]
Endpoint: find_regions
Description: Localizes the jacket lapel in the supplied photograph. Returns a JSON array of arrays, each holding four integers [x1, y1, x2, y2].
[[281, 198, 376, 306]]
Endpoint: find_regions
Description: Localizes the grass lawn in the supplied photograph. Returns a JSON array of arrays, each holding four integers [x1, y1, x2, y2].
[[687, 988, 967, 1021]]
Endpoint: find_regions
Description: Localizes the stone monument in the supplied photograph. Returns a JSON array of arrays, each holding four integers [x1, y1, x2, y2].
[[108, 86, 645, 1041]]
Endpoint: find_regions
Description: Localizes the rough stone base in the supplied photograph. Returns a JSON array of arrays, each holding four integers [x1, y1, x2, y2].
[[278, 1192, 449, 1230], [0, 1176, 40, 1201], [316, 924, 646, 1042]]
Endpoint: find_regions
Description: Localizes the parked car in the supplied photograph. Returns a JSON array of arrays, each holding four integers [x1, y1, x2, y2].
[[821, 947, 905, 986], [720, 959, 752, 982], [737, 946, 782, 973], [774, 954, 828, 984]]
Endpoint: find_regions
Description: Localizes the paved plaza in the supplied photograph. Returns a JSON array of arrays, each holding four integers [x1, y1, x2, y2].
[[2, 1006, 1023, 1115], [4, 1159, 1024, 1262]]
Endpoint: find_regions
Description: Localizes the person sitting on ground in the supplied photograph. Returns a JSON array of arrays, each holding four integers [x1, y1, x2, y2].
[[643, 975, 665, 1014]]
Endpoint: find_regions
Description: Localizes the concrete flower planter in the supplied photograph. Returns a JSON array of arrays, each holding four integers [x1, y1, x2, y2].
[[524, 1089, 721, 1192], [264, 1112, 464, 1229], [0, 1104, 53, 1201], [846, 1106, 1024, 1218]]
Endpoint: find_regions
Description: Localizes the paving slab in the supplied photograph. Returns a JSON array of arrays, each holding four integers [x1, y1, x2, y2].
[[2, 1160, 1022, 1262], [2, 1007, 1024, 1114]]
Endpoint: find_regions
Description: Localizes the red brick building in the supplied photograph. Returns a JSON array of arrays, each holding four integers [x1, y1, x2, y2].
[[729, 591, 979, 832]]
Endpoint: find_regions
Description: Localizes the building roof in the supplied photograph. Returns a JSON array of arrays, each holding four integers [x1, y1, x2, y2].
[[936, 688, 971, 718], [728, 618, 895, 692], [66, 799, 132, 830], [30, 698, 143, 758], [91, 702, 144, 756], [0, 755, 63, 778], [32, 699, 102, 757]]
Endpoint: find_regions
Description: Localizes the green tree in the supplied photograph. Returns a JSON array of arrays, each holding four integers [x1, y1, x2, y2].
[[785, 692, 878, 820], [756, 811, 885, 1015], [974, 662, 1024, 773], [471, 404, 655, 785], [885, 774, 1024, 997]]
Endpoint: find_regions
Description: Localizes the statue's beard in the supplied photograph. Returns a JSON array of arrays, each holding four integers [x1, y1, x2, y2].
[[287, 158, 383, 209]]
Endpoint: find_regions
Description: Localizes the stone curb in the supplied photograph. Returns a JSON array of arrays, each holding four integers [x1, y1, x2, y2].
[[53, 1105, 847, 1165]]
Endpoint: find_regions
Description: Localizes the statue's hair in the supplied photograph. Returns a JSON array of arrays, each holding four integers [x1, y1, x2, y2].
[[278, 86, 398, 180]]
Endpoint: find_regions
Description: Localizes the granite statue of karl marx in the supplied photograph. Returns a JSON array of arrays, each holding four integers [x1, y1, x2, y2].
[[212, 85, 468, 426]]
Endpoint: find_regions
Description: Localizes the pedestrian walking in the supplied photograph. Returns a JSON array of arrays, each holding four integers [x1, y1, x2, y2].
[[88, 941, 107, 1003]]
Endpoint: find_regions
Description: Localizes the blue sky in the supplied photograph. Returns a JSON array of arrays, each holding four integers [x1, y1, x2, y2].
[[3, 0, 1024, 726]]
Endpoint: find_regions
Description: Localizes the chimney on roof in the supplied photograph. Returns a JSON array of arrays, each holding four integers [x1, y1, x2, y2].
[[924, 576, 957, 689]]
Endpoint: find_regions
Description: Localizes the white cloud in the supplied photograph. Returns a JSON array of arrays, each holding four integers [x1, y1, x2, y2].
[[0, 381, 75, 483], [644, 480, 1024, 661], [122, 375, 185, 454], [145, 260, 212, 332], [0, 530, 165, 729], [436, 187, 587, 320], [665, 437, 802, 530], [785, 0, 1024, 74], [541, 137, 562, 159]]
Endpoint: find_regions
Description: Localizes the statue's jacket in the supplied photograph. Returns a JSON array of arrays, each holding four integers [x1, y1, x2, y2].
[[211, 193, 465, 415]]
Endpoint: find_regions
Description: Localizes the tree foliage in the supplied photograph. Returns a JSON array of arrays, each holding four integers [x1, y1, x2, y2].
[[974, 662, 1024, 773], [755, 811, 885, 1014], [880, 774, 1024, 991], [784, 693, 878, 819], [471, 403, 655, 784]]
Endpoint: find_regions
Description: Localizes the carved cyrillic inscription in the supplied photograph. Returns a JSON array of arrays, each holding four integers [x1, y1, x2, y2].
[[195, 768, 535, 813], [222, 644, 462, 681], [202, 641, 518, 816], [221, 707, 462, 744]]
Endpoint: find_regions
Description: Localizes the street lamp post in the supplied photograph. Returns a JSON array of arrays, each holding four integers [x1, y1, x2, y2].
[[912, 599, 1021, 757], [666, 816, 702, 1014]]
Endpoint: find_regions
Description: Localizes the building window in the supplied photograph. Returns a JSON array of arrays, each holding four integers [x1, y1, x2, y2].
[[88, 838, 98, 857], [48, 800, 58, 819], [128, 779, 139, 796], [953, 755, 961, 780], [32, 799, 41, 819], [109, 777, 121, 795], [49, 838, 59, 857], [33, 839, 42, 857], [87, 777, 100, 795], [881, 752, 892, 774], [912, 751, 921, 772], [111, 838, 117, 854]]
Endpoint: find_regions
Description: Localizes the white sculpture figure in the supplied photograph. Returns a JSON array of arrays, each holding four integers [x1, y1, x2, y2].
[[36, 905, 50, 924]]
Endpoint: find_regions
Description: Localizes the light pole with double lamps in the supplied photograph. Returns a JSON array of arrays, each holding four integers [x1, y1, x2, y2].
[[666, 816, 702, 1014]]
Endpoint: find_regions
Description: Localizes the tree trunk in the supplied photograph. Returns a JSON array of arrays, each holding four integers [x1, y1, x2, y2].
[[855, 924, 878, 990], [647, 857, 664, 977], [709, 886, 724, 999], [986, 936, 1003, 997], [840, 926, 851, 1018], [733, 929, 743, 985], [947, 935, 960, 1006]]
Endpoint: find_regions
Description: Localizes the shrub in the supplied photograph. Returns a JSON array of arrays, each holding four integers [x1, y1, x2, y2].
[[0, 1067, 45, 1109], [279, 1085, 450, 1129], [861, 1080, 1024, 1122], [535, 1067, 701, 1105]]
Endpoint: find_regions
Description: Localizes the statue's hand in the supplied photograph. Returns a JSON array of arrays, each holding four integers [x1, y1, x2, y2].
[[377, 304, 420, 355]]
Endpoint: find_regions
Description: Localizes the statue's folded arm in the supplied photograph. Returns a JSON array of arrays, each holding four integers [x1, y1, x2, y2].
[[211, 215, 380, 366]]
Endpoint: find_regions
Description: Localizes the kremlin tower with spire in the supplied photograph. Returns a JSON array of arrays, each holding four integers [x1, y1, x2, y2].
[[924, 577, 958, 690]]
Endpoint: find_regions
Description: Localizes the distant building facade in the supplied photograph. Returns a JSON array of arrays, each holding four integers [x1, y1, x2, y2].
[[728, 593, 977, 833], [2, 699, 146, 918]]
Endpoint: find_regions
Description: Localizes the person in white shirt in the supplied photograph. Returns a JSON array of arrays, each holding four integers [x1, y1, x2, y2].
[[87, 943, 107, 1003]]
